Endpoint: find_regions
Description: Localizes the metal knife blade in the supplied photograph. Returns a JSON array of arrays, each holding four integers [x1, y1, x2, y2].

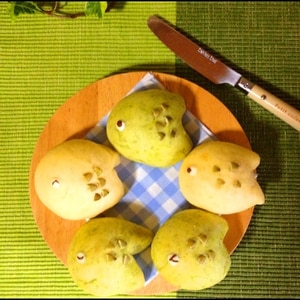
[[147, 15, 300, 131]]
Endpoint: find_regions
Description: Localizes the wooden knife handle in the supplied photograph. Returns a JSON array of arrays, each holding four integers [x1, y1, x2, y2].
[[237, 77, 300, 131]]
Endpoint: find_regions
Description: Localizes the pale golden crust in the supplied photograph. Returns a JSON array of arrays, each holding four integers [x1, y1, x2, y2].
[[34, 139, 125, 220], [179, 141, 265, 214]]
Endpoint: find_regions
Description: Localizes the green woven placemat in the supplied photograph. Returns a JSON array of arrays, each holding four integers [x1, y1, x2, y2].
[[175, 2, 300, 299], [1, 1, 299, 299], [0, 2, 177, 298]]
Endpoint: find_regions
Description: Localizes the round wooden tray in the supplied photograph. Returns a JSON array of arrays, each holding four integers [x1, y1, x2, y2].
[[29, 71, 253, 295]]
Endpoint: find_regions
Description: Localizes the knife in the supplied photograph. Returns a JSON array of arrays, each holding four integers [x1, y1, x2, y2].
[[147, 15, 300, 131]]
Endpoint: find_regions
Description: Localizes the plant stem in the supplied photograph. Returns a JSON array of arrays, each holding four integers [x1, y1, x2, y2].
[[38, 2, 86, 19]]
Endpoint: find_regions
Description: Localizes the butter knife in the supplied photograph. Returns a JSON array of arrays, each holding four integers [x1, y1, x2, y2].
[[147, 15, 300, 131]]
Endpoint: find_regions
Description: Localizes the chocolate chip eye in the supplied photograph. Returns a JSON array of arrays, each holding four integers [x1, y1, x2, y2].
[[51, 179, 60, 188], [168, 253, 180, 266], [76, 252, 85, 264], [187, 166, 197, 176], [116, 120, 125, 131]]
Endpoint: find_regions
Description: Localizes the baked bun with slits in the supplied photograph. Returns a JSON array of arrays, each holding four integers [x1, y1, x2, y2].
[[67, 217, 153, 297], [151, 209, 231, 290], [34, 139, 125, 220], [178, 141, 265, 215], [106, 89, 193, 167]]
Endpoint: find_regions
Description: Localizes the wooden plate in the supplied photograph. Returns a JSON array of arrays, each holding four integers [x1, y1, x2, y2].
[[29, 71, 253, 295]]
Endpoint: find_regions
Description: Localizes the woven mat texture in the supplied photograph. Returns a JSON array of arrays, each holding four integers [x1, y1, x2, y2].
[[0, 1, 299, 298]]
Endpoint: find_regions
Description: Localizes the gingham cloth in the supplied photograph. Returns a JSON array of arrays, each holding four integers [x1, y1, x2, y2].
[[85, 72, 216, 284]]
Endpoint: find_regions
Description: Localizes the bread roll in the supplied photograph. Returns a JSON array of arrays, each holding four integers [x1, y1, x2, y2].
[[34, 139, 125, 220], [179, 141, 265, 214]]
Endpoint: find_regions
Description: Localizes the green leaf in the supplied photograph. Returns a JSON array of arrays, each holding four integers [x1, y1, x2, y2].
[[85, 1, 108, 18], [8, 1, 39, 18]]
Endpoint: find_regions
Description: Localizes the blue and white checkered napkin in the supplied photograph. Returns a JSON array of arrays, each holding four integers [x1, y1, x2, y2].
[[85, 72, 216, 285]]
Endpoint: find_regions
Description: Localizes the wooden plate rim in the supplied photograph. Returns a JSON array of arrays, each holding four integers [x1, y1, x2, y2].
[[29, 71, 253, 295]]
